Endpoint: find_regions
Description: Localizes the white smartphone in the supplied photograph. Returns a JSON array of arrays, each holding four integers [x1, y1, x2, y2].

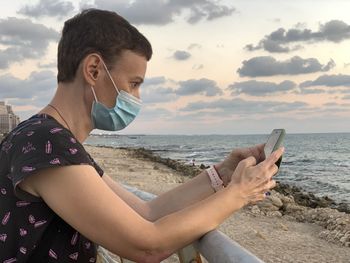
[[264, 129, 285, 168]]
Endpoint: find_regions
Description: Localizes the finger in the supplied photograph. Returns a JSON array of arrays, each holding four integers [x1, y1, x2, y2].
[[255, 175, 272, 190], [254, 178, 277, 194], [268, 164, 279, 179], [252, 193, 266, 203], [264, 147, 284, 167], [240, 156, 257, 168], [266, 179, 277, 190]]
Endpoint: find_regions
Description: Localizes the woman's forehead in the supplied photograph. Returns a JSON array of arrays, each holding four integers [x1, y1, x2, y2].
[[111, 50, 147, 77]]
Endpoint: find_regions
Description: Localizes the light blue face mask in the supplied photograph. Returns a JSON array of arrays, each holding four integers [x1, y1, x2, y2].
[[90, 62, 142, 131]]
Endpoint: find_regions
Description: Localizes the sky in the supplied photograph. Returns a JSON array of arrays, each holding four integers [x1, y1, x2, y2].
[[0, 0, 350, 135]]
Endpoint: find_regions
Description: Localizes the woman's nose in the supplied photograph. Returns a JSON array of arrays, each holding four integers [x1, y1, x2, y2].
[[133, 89, 141, 100]]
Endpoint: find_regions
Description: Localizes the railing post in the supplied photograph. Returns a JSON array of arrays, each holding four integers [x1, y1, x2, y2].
[[177, 244, 203, 263]]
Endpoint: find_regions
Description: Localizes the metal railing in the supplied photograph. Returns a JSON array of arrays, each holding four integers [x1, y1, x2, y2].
[[98, 184, 264, 263]]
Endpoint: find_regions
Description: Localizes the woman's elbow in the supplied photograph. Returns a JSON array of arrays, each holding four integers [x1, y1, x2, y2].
[[127, 244, 174, 263], [133, 251, 174, 263], [121, 225, 174, 262]]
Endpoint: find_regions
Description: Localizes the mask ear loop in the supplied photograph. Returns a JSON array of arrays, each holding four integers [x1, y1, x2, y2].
[[102, 62, 120, 95], [90, 86, 99, 102]]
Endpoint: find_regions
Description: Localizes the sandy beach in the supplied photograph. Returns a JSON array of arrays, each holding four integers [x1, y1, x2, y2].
[[86, 145, 350, 263]]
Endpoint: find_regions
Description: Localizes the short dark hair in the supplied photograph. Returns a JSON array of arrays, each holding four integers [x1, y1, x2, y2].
[[57, 9, 152, 83]]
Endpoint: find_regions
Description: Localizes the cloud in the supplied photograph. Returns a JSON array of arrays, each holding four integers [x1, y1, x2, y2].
[[91, 0, 235, 25], [0, 71, 56, 107], [180, 98, 308, 115], [141, 76, 178, 104], [245, 20, 350, 53], [300, 74, 350, 88], [142, 77, 224, 102], [192, 64, 204, 70], [0, 17, 59, 69], [38, 61, 57, 69], [176, 78, 223, 97], [237, 56, 335, 77], [229, 80, 296, 96], [143, 76, 166, 86], [142, 86, 177, 104], [323, 102, 338, 107], [321, 102, 350, 113], [18, 0, 74, 18], [173, 50, 191, 61], [138, 106, 174, 121], [298, 88, 325, 94], [188, 43, 202, 50]]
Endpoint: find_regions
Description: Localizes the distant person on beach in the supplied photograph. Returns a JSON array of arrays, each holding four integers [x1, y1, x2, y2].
[[0, 9, 283, 262], [190, 158, 195, 166]]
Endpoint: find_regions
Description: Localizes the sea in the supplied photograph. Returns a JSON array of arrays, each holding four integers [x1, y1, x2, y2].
[[85, 133, 350, 204]]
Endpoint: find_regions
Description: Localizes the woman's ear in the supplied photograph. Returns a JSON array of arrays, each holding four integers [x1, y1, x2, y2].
[[82, 53, 103, 86]]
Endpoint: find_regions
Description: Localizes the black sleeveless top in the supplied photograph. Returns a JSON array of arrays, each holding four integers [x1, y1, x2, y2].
[[0, 114, 104, 262]]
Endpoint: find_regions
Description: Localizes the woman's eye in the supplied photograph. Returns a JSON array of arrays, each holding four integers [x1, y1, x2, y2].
[[130, 82, 140, 88]]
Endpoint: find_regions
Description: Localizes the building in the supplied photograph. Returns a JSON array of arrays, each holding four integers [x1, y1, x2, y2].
[[0, 101, 20, 134]]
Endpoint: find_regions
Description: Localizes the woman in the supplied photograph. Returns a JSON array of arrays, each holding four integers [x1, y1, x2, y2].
[[0, 9, 283, 262]]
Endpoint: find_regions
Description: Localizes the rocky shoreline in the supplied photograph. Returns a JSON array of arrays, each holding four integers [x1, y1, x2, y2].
[[110, 146, 350, 248]]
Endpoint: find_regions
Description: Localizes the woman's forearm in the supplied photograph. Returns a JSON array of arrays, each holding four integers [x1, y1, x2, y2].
[[149, 184, 244, 255], [146, 170, 216, 221]]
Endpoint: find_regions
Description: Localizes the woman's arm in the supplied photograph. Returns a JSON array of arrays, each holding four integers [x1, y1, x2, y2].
[[20, 147, 282, 261], [103, 144, 266, 222], [21, 165, 238, 261], [146, 170, 215, 221], [102, 170, 215, 221]]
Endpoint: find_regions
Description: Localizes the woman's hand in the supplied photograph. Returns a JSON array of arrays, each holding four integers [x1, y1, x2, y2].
[[227, 147, 284, 205], [215, 144, 266, 186]]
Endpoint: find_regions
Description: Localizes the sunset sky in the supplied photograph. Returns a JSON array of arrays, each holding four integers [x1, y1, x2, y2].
[[1, 0, 350, 134]]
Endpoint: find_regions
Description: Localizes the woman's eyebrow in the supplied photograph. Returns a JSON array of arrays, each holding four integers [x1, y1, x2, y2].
[[132, 76, 144, 83]]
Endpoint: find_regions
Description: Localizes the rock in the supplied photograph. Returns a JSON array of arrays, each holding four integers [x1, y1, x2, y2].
[[250, 205, 261, 215], [280, 195, 295, 205], [254, 230, 267, 240], [336, 203, 350, 214], [267, 196, 283, 208], [319, 230, 330, 239], [200, 164, 209, 169], [257, 200, 280, 212], [340, 234, 349, 244], [274, 182, 345, 212], [284, 203, 306, 214], [153, 165, 159, 170], [278, 222, 289, 231], [266, 211, 282, 217], [295, 214, 305, 222], [177, 178, 185, 183]]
